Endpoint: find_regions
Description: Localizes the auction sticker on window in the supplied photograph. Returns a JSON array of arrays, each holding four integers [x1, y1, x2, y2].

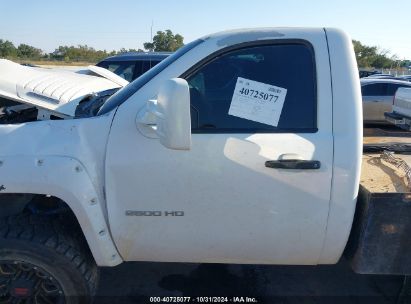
[[228, 77, 287, 127]]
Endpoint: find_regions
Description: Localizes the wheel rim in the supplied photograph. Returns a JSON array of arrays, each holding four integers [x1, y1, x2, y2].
[[0, 260, 65, 304]]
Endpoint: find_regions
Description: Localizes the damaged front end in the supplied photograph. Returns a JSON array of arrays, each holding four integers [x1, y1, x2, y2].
[[0, 59, 126, 124], [0, 88, 119, 124]]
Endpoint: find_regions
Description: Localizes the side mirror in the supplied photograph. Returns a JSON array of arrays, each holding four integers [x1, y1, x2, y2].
[[136, 78, 191, 150]]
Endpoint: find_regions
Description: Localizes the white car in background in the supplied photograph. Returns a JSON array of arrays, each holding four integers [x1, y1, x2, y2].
[[385, 87, 411, 129], [361, 78, 411, 123]]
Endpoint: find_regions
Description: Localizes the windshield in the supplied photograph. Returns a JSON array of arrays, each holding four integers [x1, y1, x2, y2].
[[98, 39, 204, 115]]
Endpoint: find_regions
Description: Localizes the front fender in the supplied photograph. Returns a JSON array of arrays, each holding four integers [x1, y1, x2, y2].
[[0, 155, 122, 266]]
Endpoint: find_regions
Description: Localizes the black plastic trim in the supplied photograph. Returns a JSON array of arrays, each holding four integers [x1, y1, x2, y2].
[[265, 159, 321, 170]]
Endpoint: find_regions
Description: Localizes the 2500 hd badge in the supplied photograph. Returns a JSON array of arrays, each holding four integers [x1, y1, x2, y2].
[[125, 210, 184, 217]]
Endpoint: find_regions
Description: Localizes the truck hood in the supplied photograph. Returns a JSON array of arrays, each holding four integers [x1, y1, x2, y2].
[[0, 59, 126, 116]]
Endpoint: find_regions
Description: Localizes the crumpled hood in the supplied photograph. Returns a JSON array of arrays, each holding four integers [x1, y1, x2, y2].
[[0, 59, 126, 116]]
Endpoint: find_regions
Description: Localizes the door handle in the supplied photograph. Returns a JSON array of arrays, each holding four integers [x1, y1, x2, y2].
[[265, 159, 321, 170]]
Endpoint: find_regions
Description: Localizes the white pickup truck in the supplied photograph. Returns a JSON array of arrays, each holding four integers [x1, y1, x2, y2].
[[1, 28, 410, 303], [385, 87, 411, 130]]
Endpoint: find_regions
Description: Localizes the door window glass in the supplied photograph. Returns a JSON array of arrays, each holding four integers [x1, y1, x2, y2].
[[100, 61, 136, 82], [185, 43, 317, 133], [361, 83, 387, 96]]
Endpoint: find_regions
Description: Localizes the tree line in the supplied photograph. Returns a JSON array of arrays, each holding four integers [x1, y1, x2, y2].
[[352, 40, 409, 69], [0, 30, 184, 63], [0, 30, 409, 69]]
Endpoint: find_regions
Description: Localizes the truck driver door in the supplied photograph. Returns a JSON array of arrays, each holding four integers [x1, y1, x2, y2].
[[105, 36, 334, 264]]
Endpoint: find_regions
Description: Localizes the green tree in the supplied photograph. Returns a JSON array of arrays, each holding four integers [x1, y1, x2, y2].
[[51, 45, 110, 62], [0, 39, 17, 58], [352, 40, 378, 67], [17, 44, 43, 59], [144, 30, 184, 52], [117, 48, 144, 54], [399, 59, 411, 68], [371, 54, 392, 69], [352, 40, 397, 68]]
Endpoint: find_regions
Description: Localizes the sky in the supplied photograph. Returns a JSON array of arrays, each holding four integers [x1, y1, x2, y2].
[[0, 0, 409, 59]]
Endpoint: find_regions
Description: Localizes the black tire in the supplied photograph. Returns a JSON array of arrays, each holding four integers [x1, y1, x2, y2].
[[0, 213, 99, 304]]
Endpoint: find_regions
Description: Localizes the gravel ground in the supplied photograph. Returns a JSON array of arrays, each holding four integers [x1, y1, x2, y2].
[[95, 258, 410, 304]]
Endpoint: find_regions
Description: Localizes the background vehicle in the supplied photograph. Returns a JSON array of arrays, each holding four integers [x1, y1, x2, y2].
[[385, 87, 411, 129], [361, 78, 411, 123], [96, 52, 171, 81], [365, 75, 404, 80], [400, 75, 411, 82], [1, 28, 410, 303], [359, 69, 379, 78]]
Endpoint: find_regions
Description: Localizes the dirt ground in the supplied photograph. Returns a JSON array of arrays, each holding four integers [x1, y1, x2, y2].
[[95, 258, 410, 304]]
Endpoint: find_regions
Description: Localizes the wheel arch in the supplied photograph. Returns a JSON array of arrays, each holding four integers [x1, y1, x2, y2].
[[0, 155, 122, 266]]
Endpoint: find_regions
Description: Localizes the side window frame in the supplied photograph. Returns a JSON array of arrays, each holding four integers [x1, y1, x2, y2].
[[179, 39, 318, 134]]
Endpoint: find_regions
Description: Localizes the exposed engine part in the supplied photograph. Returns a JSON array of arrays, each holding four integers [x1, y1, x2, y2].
[[0, 87, 118, 123], [75, 88, 119, 118], [0, 106, 38, 124]]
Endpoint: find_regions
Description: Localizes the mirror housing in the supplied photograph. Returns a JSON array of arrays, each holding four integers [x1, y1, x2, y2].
[[136, 78, 191, 150]]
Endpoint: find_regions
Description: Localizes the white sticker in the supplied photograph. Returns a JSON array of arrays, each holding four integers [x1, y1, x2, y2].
[[228, 77, 287, 127]]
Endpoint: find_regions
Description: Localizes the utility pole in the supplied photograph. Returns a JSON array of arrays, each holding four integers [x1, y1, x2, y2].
[[150, 20, 154, 52]]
